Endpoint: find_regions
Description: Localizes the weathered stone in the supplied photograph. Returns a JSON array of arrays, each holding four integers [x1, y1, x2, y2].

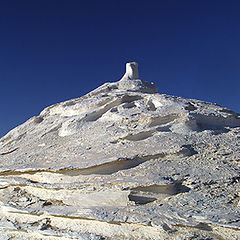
[[0, 62, 239, 239]]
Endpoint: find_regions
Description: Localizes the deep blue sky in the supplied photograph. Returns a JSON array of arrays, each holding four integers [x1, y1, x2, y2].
[[1, 0, 240, 137]]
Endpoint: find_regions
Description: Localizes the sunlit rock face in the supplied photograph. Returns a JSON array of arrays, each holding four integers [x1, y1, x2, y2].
[[0, 63, 240, 240]]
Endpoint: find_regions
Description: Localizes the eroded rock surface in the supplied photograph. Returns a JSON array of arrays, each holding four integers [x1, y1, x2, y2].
[[0, 62, 240, 239]]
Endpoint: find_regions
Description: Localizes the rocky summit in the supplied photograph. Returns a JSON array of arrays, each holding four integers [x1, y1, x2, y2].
[[0, 62, 240, 240]]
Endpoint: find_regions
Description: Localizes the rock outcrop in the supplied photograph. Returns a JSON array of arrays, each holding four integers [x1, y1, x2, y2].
[[0, 62, 240, 239]]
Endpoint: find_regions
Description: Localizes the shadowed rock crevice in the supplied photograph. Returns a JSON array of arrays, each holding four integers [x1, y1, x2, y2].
[[128, 183, 191, 205], [193, 113, 240, 131], [0, 147, 19, 156], [84, 95, 143, 122], [61, 146, 197, 176], [60, 157, 148, 176], [111, 126, 172, 143], [128, 195, 157, 205], [121, 130, 155, 141], [185, 102, 197, 111], [131, 183, 191, 195], [34, 116, 44, 124], [148, 114, 180, 127]]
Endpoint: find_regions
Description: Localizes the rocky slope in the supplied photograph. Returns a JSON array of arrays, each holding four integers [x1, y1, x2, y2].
[[0, 62, 239, 240]]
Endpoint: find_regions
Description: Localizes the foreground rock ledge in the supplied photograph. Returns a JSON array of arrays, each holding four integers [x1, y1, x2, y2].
[[0, 62, 240, 240]]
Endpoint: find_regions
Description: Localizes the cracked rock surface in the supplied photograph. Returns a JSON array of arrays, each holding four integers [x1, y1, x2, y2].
[[0, 62, 240, 239]]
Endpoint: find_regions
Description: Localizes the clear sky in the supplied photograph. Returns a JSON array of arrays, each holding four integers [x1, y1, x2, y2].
[[0, 0, 240, 137]]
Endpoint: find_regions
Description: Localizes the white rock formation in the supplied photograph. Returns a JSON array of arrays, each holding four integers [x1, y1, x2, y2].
[[0, 62, 240, 239], [120, 62, 139, 80]]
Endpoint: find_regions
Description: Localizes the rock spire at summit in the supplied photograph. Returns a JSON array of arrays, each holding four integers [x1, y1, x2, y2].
[[114, 62, 158, 93], [120, 62, 139, 81]]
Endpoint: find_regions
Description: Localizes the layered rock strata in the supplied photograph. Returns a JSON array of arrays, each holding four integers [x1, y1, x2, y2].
[[0, 62, 240, 239]]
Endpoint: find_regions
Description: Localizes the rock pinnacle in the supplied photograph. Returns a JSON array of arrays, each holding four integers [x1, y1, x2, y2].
[[120, 62, 139, 81]]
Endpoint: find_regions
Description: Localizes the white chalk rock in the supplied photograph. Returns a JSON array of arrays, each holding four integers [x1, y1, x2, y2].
[[0, 62, 240, 239], [121, 62, 139, 80], [117, 62, 158, 93]]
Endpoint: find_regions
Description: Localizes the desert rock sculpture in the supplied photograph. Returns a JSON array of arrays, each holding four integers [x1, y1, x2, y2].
[[0, 62, 240, 239], [121, 62, 139, 80]]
